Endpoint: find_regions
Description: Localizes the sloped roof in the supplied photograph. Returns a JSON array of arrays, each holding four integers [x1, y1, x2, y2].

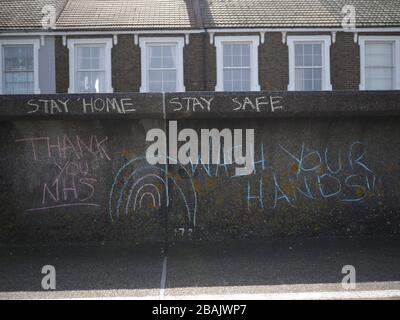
[[0, 0, 399, 32], [0, 0, 68, 31], [56, 0, 200, 30], [200, 0, 400, 28]]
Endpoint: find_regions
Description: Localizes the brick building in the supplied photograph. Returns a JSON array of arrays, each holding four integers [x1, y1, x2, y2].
[[0, 0, 399, 95]]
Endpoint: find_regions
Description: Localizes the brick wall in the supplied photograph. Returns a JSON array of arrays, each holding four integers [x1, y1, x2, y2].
[[112, 35, 141, 92], [54, 32, 400, 94], [184, 34, 207, 91], [55, 36, 69, 93], [260, 32, 289, 90], [331, 32, 360, 90]]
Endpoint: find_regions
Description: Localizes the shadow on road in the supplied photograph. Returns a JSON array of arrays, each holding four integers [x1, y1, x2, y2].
[[1, 237, 400, 293]]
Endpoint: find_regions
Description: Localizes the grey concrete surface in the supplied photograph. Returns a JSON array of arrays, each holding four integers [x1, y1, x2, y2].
[[0, 237, 400, 299], [1, 91, 400, 243]]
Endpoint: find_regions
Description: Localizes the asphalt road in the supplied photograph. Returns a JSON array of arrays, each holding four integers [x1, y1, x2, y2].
[[1, 237, 400, 299]]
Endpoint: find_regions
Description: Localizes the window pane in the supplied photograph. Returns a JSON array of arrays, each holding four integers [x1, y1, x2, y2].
[[313, 44, 321, 55], [80, 47, 91, 58], [223, 44, 232, 68], [4, 81, 34, 94], [162, 81, 176, 92], [313, 53, 322, 66], [313, 80, 322, 91], [150, 45, 162, 57], [304, 54, 313, 66], [242, 54, 250, 67], [232, 43, 241, 56], [366, 42, 393, 67], [78, 58, 92, 70], [295, 68, 304, 91], [224, 69, 233, 82], [232, 81, 242, 91], [233, 55, 241, 67], [148, 70, 177, 92], [150, 57, 162, 69], [149, 44, 176, 69], [366, 77, 393, 90], [149, 70, 163, 82], [76, 46, 105, 70], [232, 69, 241, 81], [223, 80, 232, 91], [3, 46, 33, 71], [162, 45, 176, 68], [295, 67, 323, 91], [304, 44, 313, 55], [365, 42, 395, 90], [91, 72, 105, 93], [3, 71, 34, 94], [242, 44, 250, 57], [366, 67, 394, 90], [163, 56, 175, 68], [313, 68, 322, 80], [163, 45, 174, 58], [147, 44, 178, 92], [295, 54, 303, 67], [222, 43, 252, 91], [293, 42, 324, 91], [2, 45, 35, 94], [223, 43, 251, 68], [76, 71, 105, 93], [75, 45, 107, 93], [242, 68, 251, 82], [304, 68, 313, 80], [163, 70, 176, 82], [304, 80, 313, 91], [295, 44, 303, 56], [149, 81, 163, 92]]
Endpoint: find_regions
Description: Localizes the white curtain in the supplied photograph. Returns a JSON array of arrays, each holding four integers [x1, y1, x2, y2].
[[3, 45, 34, 94], [365, 42, 394, 90]]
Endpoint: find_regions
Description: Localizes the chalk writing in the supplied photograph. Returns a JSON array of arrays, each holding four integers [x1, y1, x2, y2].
[[15, 135, 110, 161], [232, 96, 284, 112], [168, 95, 285, 113], [245, 141, 378, 210], [16, 134, 111, 212], [109, 156, 197, 226], [26, 97, 136, 115], [169, 97, 214, 112]]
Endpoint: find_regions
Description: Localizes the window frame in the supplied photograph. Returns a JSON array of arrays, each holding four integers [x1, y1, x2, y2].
[[214, 35, 260, 92], [139, 37, 185, 93], [287, 35, 332, 91], [0, 38, 40, 95], [67, 38, 113, 94], [359, 36, 400, 91]]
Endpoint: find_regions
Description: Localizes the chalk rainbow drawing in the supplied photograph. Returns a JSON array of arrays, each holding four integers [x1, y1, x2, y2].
[[108, 156, 197, 226]]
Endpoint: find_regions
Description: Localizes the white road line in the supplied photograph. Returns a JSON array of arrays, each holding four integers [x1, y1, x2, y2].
[[162, 290, 400, 300], [159, 255, 168, 299], [62, 289, 400, 300]]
